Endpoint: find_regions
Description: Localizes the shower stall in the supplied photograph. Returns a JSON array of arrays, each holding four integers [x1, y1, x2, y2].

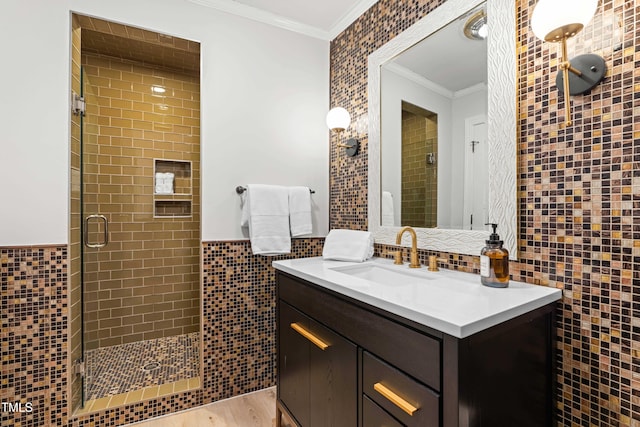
[[69, 14, 201, 413], [401, 101, 438, 228]]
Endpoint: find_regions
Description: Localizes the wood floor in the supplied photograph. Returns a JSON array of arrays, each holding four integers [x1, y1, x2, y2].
[[128, 387, 294, 427]]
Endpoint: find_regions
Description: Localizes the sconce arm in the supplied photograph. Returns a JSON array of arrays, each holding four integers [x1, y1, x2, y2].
[[560, 38, 573, 126]]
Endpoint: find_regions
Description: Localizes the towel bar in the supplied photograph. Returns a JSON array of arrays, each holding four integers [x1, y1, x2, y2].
[[236, 186, 315, 195]]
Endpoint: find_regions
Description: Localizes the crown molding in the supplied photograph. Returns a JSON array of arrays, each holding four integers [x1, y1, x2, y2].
[[327, 0, 379, 40], [452, 82, 487, 99], [189, 0, 379, 41], [189, 0, 330, 39], [384, 63, 488, 99], [384, 63, 454, 98]]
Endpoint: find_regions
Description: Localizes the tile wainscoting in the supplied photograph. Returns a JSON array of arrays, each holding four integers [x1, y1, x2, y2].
[[1, 239, 323, 427]]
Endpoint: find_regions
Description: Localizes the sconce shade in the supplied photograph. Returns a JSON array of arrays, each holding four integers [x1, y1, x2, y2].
[[326, 107, 351, 132], [531, 0, 598, 42]]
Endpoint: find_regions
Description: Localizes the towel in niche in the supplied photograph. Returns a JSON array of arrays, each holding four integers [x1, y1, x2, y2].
[[241, 184, 291, 255]]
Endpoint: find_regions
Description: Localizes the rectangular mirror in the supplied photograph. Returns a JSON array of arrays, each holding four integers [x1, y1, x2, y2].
[[368, 0, 517, 259], [381, 3, 488, 230]]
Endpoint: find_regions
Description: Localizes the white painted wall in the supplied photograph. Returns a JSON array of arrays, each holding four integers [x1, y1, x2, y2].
[[450, 87, 487, 228], [0, 0, 329, 246]]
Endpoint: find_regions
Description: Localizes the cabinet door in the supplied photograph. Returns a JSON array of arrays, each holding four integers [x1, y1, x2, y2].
[[278, 301, 357, 427], [308, 315, 357, 426], [279, 302, 311, 426]]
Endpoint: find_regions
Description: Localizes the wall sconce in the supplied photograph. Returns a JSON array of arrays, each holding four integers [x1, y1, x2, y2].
[[326, 107, 359, 157], [531, 0, 606, 127]]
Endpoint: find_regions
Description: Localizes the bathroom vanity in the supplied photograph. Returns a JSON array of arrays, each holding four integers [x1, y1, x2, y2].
[[273, 257, 561, 427]]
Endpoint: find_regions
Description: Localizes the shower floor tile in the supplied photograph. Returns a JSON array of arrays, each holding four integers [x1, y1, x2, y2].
[[85, 332, 200, 401]]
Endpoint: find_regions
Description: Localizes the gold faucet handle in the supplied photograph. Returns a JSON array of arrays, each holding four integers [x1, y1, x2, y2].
[[392, 251, 403, 265], [427, 255, 446, 271], [428, 255, 439, 271]]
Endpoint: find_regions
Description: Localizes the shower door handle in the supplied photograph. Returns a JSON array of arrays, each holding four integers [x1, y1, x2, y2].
[[84, 214, 109, 248]]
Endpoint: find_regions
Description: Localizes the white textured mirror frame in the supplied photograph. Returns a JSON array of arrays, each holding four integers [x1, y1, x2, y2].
[[368, 0, 517, 259]]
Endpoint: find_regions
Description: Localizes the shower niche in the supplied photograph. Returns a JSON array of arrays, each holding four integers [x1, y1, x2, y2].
[[153, 159, 193, 217], [69, 13, 202, 415]]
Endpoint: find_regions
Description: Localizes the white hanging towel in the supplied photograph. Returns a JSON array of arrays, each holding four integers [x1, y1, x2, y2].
[[242, 184, 291, 255], [289, 186, 313, 237], [381, 191, 395, 226], [322, 229, 374, 262]]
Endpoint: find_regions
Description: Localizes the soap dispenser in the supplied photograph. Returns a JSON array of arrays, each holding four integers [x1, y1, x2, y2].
[[480, 223, 509, 288]]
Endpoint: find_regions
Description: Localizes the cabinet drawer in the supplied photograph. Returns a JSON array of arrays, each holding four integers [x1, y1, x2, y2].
[[278, 272, 441, 391], [363, 395, 403, 427], [363, 352, 439, 427]]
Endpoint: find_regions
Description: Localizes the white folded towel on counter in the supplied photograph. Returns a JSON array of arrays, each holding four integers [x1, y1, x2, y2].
[[322, 229, 374, 262], [241, 184, 291, 255], [289, 186, 312, 237], [381, 191, 395, 226]]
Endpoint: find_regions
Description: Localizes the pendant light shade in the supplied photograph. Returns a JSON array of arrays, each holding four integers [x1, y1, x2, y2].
[[326, 107, 351, 132], [531, 0, 598, 42]]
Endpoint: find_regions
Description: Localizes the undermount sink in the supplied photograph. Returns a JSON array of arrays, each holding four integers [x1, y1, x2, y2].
[[329, 262, 436, 286], [274, 256, 563, 338]]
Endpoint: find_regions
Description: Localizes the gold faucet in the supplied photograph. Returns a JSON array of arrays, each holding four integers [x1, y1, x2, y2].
[[395, 226, 420, 268]]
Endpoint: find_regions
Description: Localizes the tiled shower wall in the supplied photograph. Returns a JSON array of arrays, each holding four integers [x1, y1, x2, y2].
[[401, 107, 438, 227], [330, 0, 639, 425], [1, 239, 324, 427], [81, 51, 201, 350]]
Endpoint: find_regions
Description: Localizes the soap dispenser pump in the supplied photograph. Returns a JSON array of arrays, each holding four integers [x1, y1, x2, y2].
[[480, 223, 509, 288]]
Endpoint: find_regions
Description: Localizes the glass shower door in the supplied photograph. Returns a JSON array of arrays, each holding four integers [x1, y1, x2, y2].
[[79, 44, 201, 407]]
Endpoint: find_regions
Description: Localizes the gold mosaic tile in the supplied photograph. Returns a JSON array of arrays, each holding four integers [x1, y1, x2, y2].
[[2, 239, 324, 427], [84, 332, 199, 401], [330, 0, 640, 424]]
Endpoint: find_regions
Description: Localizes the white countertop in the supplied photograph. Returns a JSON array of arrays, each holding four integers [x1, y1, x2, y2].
[[273, 257, 562, 338]]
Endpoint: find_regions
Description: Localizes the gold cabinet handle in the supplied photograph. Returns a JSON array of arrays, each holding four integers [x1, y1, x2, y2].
[[290, 323, 330, 351], [373, 382, 419, 416]]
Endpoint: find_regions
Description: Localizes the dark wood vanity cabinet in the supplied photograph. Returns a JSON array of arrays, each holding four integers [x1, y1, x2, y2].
[[278, 301, 357, 426], [276, 271, 555, 427]]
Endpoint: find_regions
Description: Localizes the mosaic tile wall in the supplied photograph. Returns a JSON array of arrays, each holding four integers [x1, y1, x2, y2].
[[1, 247, 68, 427], [330, 0, 639, 425], [1, 239, 323, 426]]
